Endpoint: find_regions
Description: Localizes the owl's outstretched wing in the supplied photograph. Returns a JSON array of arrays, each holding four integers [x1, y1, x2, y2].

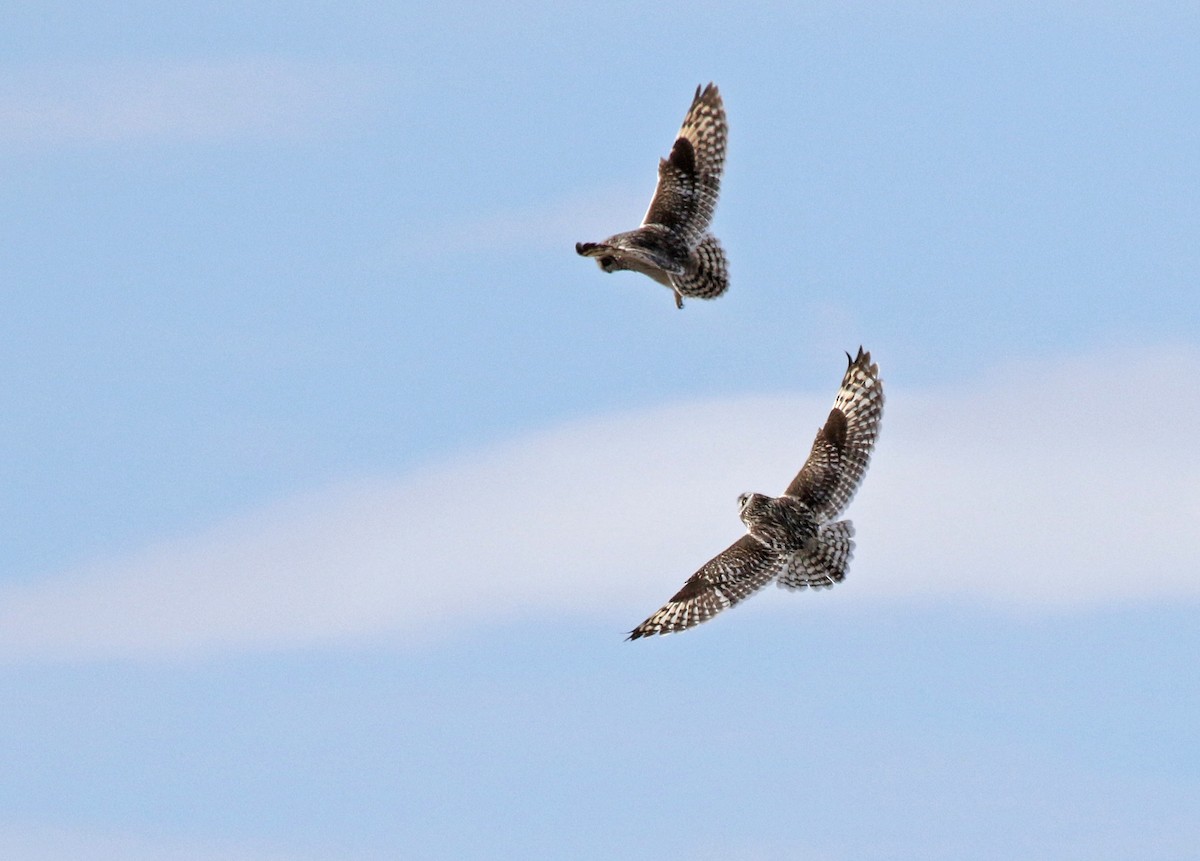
[[628, 534, 783, 639], [784, 348, 884, 521], [641, 83, 727, 247]]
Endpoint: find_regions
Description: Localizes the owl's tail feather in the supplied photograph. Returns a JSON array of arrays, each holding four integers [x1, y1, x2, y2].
[[673, 233, 729, 304], [777, 520, 855, 591]]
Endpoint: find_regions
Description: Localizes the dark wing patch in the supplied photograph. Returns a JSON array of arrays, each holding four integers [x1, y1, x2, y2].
[[642, 155, 697, 235], [640, 83, 727, 246], [783, 411, 845, 509], [666, 136, 696, 175], [784, 348, 884, 521], [628, 534, 782, 639]]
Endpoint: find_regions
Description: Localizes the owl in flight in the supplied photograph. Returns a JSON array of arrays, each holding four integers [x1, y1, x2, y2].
[[576, 83, 728, 309], [628, 348, 884, 639]]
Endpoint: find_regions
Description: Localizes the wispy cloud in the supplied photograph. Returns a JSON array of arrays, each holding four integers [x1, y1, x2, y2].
[[384, 183, 648, 264], [0, 346, 1196, 662], [0, 58, 380, 147], [0, 823, 310, 861]]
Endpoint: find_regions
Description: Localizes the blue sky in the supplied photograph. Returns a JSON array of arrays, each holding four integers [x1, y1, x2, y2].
[[2, 1, 1198, 858]]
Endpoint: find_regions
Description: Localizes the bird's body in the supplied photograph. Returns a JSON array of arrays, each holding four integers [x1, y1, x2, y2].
[[576, 83, 729, 308], [738, 493, 818, 552], [628, 348, 884, 639]]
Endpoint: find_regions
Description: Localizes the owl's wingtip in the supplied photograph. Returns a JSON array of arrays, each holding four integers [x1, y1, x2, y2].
[[575, 241, 594, 256], [689, 83, 720, 106], [846, 345, 870, 367]]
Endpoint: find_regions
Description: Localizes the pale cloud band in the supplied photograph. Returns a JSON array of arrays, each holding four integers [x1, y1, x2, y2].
[[0, 347, 1195, 662], [0, 58, 380, 146]]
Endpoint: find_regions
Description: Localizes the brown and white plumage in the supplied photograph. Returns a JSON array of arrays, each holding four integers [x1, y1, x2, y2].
[[628, 348, 884, 640], [576, 83, 729, 309]]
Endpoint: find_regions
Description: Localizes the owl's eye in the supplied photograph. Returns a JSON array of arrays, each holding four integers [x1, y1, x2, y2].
[[737, 493, 751, 509], [599, 256, 615, 269]]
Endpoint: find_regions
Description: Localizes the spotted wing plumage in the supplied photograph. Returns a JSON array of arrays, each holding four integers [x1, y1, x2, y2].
[[575, 84, 729, 307], [641, 83, 727, 247], [777, 520, 856, 591], [784, 348, 884, 521], [627, 535, 783, 639], [671, 232, 728, 303], [628, 348, 883, 640]]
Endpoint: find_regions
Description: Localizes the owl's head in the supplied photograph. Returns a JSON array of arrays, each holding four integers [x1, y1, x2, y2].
[[737, 492, 770, 524], [734, 496, 772, 537], [576, 241, 619, 272]]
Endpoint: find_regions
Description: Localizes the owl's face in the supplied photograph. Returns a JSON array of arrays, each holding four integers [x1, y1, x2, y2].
[[575, 241, 621, 273], [737, 492, 770, 525]]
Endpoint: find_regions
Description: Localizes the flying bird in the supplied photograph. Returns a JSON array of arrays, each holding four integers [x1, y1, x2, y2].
[[576, 83, 728, 309], [628, 348, 884, 639]]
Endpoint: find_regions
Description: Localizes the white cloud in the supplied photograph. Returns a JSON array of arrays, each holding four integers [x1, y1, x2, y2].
[[0, 347, 1196, 662], [854, 347, 1200, 610], [0, 59, 379, 146]]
